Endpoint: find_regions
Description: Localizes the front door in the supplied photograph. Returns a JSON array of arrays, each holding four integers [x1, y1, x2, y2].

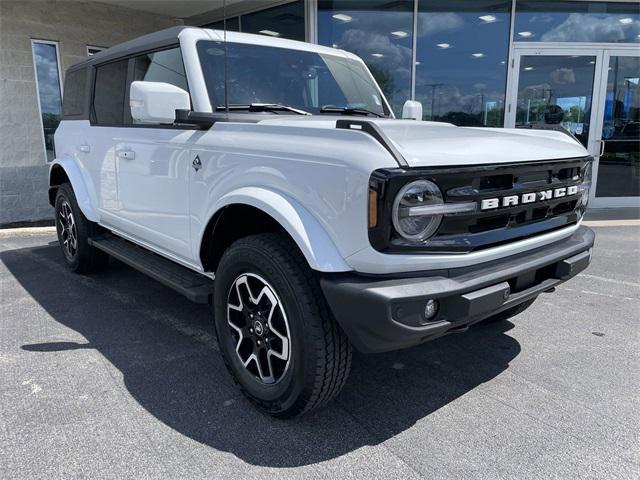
[[507, 47, 640, 208], [114, 128, 197, 263]]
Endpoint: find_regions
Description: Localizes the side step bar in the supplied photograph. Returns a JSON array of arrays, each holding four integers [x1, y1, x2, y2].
[[88, 234, 214, 304]]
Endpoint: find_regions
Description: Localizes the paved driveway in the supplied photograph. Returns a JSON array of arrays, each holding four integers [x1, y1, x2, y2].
[[1, 224, 638, 479]]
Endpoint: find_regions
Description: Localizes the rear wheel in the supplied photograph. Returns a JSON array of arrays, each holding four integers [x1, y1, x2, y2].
[[483, 298, 536, 324], [213, 233, 352, 418], [54, 183, 108, 273]]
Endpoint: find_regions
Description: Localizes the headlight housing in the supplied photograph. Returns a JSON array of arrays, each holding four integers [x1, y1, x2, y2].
[[577, 160, 593, 216], [392, 180, 444, 242]]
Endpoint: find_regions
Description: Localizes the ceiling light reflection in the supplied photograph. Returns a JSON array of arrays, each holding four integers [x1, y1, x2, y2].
[[332, 13, 352, 22], [479, 15, 497, 23]]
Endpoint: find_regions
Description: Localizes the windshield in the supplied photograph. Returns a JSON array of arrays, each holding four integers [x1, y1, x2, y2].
[[196, 41, 390, 116]]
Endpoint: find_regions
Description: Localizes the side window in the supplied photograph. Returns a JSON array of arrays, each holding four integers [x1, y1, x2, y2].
[[133, 47, 188, 92], [62, 68, 87, 118], [93, 59, 128, 125]]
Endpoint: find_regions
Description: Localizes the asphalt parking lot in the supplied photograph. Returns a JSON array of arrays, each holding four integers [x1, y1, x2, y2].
[[1, 221, 638, 479]]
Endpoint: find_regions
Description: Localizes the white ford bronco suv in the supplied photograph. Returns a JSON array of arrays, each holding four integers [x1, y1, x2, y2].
[[51, 26, 595, 417]]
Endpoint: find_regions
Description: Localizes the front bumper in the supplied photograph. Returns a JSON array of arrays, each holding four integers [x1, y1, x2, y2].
[[320, 226, 595, 353]]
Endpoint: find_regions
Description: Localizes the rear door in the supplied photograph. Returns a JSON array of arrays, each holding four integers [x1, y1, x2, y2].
[[86, 59, 129, 221]]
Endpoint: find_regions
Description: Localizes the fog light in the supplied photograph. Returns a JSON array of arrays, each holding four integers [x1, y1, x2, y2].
[[424, 299, 439, 321]]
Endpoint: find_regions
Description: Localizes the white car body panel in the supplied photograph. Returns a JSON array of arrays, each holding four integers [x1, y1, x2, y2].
[[257, 117, 588, 166], [188, 121, 397, 269], [50, 143, 99, 223], [52, 28, 590, 276]]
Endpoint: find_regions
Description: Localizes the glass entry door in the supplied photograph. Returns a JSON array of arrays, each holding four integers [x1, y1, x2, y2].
[[510, 51, 599, 149], [593, 51, 640, 205], [507, 47, 639, 208]]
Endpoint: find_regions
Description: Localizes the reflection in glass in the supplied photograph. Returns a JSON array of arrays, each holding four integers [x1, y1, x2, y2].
[[241, 1, 305, 41], [415, 0, 511, 126], [203, 17, 240, 32], [515, 55, 596, 147], [515, 1, 640, 43], [133, 48, 188, 92], [318, 0, 414, 115], [32, 42, 62, 162], [197, 41, 389, 116], [596, 56, 640, 198]]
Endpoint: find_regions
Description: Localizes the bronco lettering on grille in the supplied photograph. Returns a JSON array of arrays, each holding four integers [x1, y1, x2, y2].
[[480, 185, 579, 210]]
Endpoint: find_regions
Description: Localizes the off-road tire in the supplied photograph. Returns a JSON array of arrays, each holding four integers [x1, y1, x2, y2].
[[213, 233, 352, 418], [54, 183, 109, 274]]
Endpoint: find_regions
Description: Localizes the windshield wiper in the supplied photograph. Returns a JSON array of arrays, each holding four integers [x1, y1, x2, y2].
[[319, 105, 384, 118], [215, 103, 311, 115]]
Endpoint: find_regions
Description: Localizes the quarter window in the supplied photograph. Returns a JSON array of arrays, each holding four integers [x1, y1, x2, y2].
[[93, 60, 128, 125], [62, 68, 87, 118]]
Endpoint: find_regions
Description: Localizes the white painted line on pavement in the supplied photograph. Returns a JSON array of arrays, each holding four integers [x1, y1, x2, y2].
[[0, 226, 56, 237], [583, 220, 640, 227]]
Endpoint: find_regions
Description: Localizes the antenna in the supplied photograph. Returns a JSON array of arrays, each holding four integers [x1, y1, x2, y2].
[[223, 0, 229, 115]]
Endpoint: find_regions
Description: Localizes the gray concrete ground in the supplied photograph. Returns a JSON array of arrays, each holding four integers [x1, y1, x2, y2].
[[1, 223, 638, 479]]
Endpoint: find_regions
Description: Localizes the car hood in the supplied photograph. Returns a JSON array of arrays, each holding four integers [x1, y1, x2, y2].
[[257, 117, 589, 167]]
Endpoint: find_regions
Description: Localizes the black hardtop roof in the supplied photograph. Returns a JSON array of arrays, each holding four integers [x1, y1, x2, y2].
[[68, 26, 190, 72]]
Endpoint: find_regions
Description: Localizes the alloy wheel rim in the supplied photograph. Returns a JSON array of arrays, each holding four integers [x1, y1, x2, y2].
[[226, 273, 291, 385], [58, 200, 78, 260]]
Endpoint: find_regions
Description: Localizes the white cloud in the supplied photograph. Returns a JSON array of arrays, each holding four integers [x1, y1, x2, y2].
[[541, 14, 640, 42], [550, 68, 576, 85], [417, 12, 464, 37], [338, 28, 413, 81]]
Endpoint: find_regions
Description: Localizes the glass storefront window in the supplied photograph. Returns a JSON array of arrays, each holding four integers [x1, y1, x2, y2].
[[318, 0, 414, 115], [241, 1, 305, 41], [515, 1, 640, 43], [415, 1, 511, 126], [203, 17, 240, 32], [596, 55, 640, 197], [32, 41, 63, 162], [514, 55, 596, 147]]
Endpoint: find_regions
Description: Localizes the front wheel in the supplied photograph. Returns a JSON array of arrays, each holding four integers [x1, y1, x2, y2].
[[213, 233, 352, 418]]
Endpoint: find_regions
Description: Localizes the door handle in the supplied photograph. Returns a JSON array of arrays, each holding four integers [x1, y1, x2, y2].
[[116, 149, 135, 160], [597, 139, 606, 157], [78, 144, 90, 153]]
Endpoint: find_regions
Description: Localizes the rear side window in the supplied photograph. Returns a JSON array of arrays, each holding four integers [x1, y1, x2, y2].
[[62, 68, 86, 118], [93, 60, 128, 125], [133, 48, 188, 92]]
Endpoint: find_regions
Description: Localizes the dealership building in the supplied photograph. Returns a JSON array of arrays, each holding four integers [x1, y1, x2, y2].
[[0, 0, 638, 226]]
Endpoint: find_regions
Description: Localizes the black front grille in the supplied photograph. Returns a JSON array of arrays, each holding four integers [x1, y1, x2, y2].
[[369, 157, 590, 254]]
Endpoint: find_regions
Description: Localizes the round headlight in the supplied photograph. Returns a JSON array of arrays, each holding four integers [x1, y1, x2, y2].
[[579, 161, 593, 209], [392, 180, 443, 242]]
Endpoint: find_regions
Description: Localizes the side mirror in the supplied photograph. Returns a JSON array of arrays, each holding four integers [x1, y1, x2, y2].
[[402, 100, 423, 121], [130, 81, 190, 124]]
